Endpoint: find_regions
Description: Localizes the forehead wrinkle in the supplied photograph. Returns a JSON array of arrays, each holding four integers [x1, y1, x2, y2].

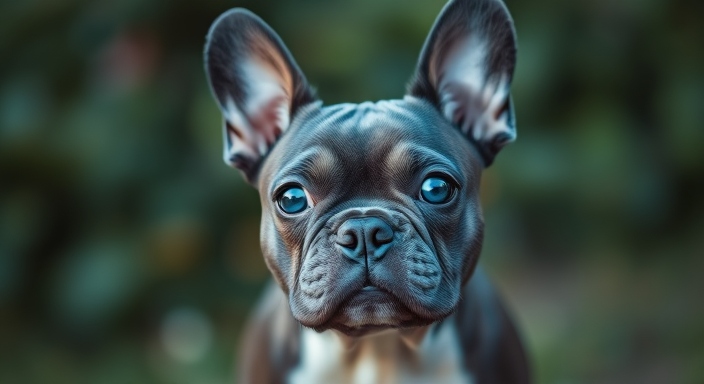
[[304, 146, 339, 186], [269, 146, 338, 192], [385, 142, 461, 179]]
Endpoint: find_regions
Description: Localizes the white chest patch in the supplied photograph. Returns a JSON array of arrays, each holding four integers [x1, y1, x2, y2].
[[288, 322, 472, 384]]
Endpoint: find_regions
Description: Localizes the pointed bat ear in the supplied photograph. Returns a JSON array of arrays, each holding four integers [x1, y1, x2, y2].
[[408, 0, 517, 166], [204, 9, 317, 182]]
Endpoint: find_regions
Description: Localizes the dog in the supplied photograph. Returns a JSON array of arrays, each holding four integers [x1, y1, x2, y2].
[[204, 0, 530, 382]]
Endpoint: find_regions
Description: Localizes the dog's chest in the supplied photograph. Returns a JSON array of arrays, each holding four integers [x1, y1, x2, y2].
[[287, 323, 472, 384]]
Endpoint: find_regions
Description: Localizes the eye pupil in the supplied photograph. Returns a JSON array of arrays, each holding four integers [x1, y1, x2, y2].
[[278, 187, 308, 214], [421, 177, 452, 204]]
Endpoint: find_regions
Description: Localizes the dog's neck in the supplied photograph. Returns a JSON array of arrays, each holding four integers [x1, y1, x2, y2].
[[288, 318, 472, 384]]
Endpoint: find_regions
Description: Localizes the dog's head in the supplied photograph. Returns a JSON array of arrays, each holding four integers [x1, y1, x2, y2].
[[204, 0, 517, 336]]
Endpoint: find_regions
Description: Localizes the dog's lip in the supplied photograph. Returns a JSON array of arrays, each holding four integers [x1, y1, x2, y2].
[[327, 323, 405, 338], [336, 284, 404, 319], [313, 284, 434, 336]]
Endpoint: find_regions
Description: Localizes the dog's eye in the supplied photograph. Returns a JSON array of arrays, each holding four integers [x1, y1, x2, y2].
[[277, 186, 309, 214], [420, 177, 453, 204]]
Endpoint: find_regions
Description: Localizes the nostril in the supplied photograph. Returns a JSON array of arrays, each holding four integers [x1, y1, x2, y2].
[[372, 225, 393, 246], [336, 232, 357, 249]]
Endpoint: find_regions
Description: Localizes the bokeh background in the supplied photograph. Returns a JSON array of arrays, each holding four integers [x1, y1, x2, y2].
[[1, 0, 703, 383]]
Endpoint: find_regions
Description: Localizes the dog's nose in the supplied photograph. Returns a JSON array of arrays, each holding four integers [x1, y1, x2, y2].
[[336, 217, 394, 261]]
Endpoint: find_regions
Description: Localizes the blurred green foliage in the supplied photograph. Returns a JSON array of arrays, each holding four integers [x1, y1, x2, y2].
[[1, 0, 703, 383]]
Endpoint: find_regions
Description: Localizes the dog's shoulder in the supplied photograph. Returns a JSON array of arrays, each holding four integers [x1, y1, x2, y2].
[[237, 282, 300, 384], [453, 267, 532, 384]]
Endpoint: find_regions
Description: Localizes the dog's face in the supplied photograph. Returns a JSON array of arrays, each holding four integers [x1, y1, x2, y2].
[[205, 0, 517, 336], [258, 99, 486, 335]]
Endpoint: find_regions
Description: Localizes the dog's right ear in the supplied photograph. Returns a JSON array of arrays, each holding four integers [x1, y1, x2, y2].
[[205, 9, 316, 183]]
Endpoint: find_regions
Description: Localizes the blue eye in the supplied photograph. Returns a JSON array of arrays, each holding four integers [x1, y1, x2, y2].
[[420, 177, 453, 204], [278, 186, 309, 214]]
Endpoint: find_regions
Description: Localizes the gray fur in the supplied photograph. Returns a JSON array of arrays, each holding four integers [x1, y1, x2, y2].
[[204, 0, 530, 383]]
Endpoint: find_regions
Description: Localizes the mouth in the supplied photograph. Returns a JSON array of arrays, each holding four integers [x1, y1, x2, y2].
[[315, 285, 434, 336]]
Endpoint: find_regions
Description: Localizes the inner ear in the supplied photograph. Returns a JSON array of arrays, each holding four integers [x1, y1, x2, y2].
[[205, 9, 317, 182], [408, 0, 518, 167]]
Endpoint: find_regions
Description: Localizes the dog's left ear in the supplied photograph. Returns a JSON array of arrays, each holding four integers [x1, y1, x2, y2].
[[205, 9, 317, 182], [408, 0, 517, 166]]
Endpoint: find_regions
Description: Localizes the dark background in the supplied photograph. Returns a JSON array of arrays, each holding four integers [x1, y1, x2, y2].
[[1, 0, 703, 383]]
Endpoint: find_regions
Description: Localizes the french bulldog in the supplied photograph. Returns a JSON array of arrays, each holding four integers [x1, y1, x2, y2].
[[204, 0, 530, 382]]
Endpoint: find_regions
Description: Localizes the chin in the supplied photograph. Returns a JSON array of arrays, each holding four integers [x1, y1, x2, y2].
[[313, 286, 438, 337]]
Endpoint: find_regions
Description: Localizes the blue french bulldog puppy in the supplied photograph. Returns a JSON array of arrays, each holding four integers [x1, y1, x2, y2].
[[204, 0, 530, 382]]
